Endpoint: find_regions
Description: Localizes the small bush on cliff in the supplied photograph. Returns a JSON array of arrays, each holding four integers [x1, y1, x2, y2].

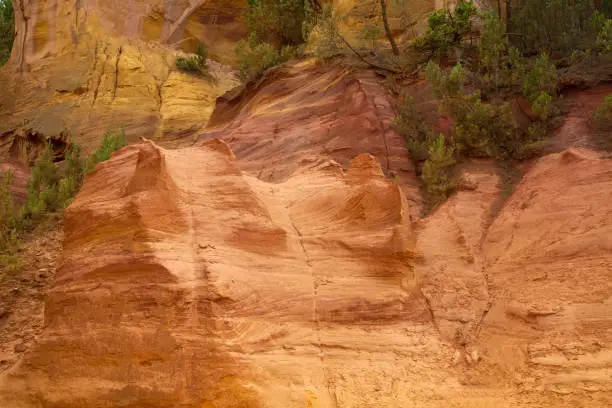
[[176, 42, 208, 75], [392, 96, 456, 212], [245, 0, 316, 47], [592, 94, 612, 127], [0, 127, 128, 255], [591, 94, 612, 149], [59, 144, 85, 207], [513, 0, 612, 57], [84, 126, 127, 173], [523, 53, 558, 103], [421, 134, 456, 207], [22, 143, 63, 221], [426, 61, 545, 160], [236, 0, 317, 83], [392, 95, 435, 163], [0, 169, 17, 249], [306, 4, 343, 61], [235, 38, 299, 83], [597, 19, 612, 53], [412, 1, 479, 57], [0, 0, 14, 66]]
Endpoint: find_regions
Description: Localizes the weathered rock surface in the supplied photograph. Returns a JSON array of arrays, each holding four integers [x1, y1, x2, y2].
[[474, 149, 612, 406], [329, 0, 440, 45], [0, 0, 449, 163], [201, 60, 423, 215], [0, 139, 440, 407], [413, 149, 612, 407], [1, 138, 610, 407], [0, 0, 241, 161]]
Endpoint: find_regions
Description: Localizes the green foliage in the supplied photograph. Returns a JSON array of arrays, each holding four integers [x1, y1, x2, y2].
[[592, 94, 612, 125], [0, 253, 23, 274], [84, 126, 127, 173], [235, 39, 299, 83], [425, 60, 465, 100], [392, 95, 435, 162], [0, 0, 13, 66], [307, 4, 342, 61], [0, 169, 16, 249], [237, 0, 312, 83], [421, 134, 456, 205], [1, 127, 128, 264], [523, 53, 558, 102], [245, 0, 315, 47], [59, 144, 85, 206], [412, 1, 479, 55], [478, 12, 510, 93], [392, 96, 456, 210], [531, 91, 553, 121], [426, 61, 545, 160], [514, 0, 609, 56], [23, 143, 62, 219], [597, 19, 612, 53], [176, 41, 208, 74], [361, 23, 383, 50]]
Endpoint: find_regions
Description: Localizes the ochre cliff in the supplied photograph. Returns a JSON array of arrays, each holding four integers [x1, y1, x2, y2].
[[0, 139, 429, 407], [0, 0, 448, 163], [0, 0, 244, 161], [1, 138, 610, 407], [201, 60, 423, 214], [0, 2, 610, 407]]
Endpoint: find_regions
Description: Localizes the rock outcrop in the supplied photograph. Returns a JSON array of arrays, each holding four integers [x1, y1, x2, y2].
[[201, 60, 423, 215], [0, 0, 242, 161], [0, 0, 449, 163], [0, 139, 434, 407], [1, 139, 610, 407], [1, 2, 610, 407], [475, 149, 612, 406]]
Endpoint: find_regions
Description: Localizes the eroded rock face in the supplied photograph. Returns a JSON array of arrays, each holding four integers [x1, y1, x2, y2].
[[2, 139, 610, 407], [0, 0, 242, 160], [201, 60, 423, 215], [475, 149, 612, 405], [0, 139, 440, 407]]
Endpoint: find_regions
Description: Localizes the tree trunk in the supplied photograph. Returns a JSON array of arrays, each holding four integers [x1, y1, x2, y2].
[[380, 0, 400, 55], [506, 0, 512, 32], [162, 0, 206, 44]]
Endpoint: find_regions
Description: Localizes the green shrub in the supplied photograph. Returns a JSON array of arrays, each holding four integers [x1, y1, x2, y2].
[[235, 39, 299, 83], [597, 19, 612, 53], [426, 61, 545, 160], [361, 23, 383, 50], [245, 0, 316, 47], [523, 53, 558, 102], [514, 0, 608, 56], [84, 126, 128, 173], [421, 134, 456, 206], [307, 4, 342, 61], [592, 94, 612, 126], [531, 91, 554, 121], [23, 143, 62, 219], [176, 41, 208, 74], [0, 0, 13, 66], [412, 1, 479, 56], [0, 253, 22, 274], [392, 95, 434, 163], [425, 60, 465, 101], [478, 12, 511, 93], [0, 169, 17, 249], [64, 144, 84, 185]]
